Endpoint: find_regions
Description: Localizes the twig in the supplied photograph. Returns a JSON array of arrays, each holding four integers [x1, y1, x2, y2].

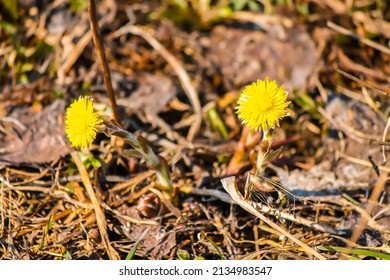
[[87, 0, 121, 124], [336, 68, 389, 97], [338, 151, 390, 173], [349, 160, 390, 248], [382, 116, 390, 163], [58, 31, 93, 79], [335, 199, 390, 241], [101, 203, 158, 226], [327, 21, 390, 56], [150, 187, 181, 218], [0, 116, 27, 131], [318, 106, 381, 142], [112, 24, 202, 141], [231, 11, 293, 30], [221, 176, 327, 260], [180, 186, 233, 204]]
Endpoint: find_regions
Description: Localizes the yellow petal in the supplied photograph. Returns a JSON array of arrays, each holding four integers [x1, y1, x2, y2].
[[65, 96, 102, 148], [236, 78, 290, 131]]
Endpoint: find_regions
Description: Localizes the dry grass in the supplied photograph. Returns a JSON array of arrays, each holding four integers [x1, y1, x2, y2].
[[1, 0, 390, 260]]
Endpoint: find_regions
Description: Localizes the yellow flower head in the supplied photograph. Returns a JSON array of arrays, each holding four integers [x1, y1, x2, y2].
[[65, 96, 102, 149], [236, 78, 290, 131]]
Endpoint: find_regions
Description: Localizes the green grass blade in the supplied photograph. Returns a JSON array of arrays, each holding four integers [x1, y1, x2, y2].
[[318, 245, 390, 260]]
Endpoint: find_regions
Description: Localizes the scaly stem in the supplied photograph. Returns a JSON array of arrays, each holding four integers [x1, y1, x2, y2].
[[255, 129, 273, 176], [101, 120, 174, 200]]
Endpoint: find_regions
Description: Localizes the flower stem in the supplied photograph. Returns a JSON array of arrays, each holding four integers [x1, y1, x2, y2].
[[101, 120, 174, 200], [255, 129, 274, 177]]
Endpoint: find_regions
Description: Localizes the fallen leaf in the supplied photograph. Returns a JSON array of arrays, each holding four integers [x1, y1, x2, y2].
[[0, 99, 69, 165], [206, 24, 318, 92]]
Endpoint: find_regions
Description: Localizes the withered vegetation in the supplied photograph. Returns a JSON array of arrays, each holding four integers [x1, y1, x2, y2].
[[1, 0, 390, 260]]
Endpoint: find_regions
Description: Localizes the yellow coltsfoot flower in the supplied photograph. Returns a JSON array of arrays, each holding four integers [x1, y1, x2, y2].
[[65, 96, 102, 148], [236, 78, 290, 131]]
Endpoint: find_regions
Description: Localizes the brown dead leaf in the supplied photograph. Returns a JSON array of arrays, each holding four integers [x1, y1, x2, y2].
[[0, 99, 69, 165], [149, 231, 176, 260], [206, 24, 318, 92], [115, 205, 176, 259], [114, 73, 177, 115]]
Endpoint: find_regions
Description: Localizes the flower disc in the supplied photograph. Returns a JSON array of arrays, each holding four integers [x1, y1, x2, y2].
[[65, 96, 102, 148], [236, 78, 290, 131]]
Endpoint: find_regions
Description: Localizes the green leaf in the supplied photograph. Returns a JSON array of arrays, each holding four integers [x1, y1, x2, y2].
[[177, 250, 191, 260], [27, 203, 36, 214], [207, 107, 229, 139], [46, 215, 54, 233], [90, 158, 102, 168], [199, 233, 224, 260], [232, 0, 248, 11], [293, 92, 319, 116], [66, 184, 75, 194], [62, 249, 72, 260], [18, 62, 34, 73], [296, 3, 310, 16], [1, 0, 18, 20], [0, 20, 17, 35], [318, 246, 390, 260], [214, 6, 233, 20], [32, 40, 54, 58], [78, 151, 102, 169], [125, 242, 139, 260], [70, 0, 87, 11], [248, 0, 261, 11], [82, 80, 92, 94], [51, 89, 64, 99]]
